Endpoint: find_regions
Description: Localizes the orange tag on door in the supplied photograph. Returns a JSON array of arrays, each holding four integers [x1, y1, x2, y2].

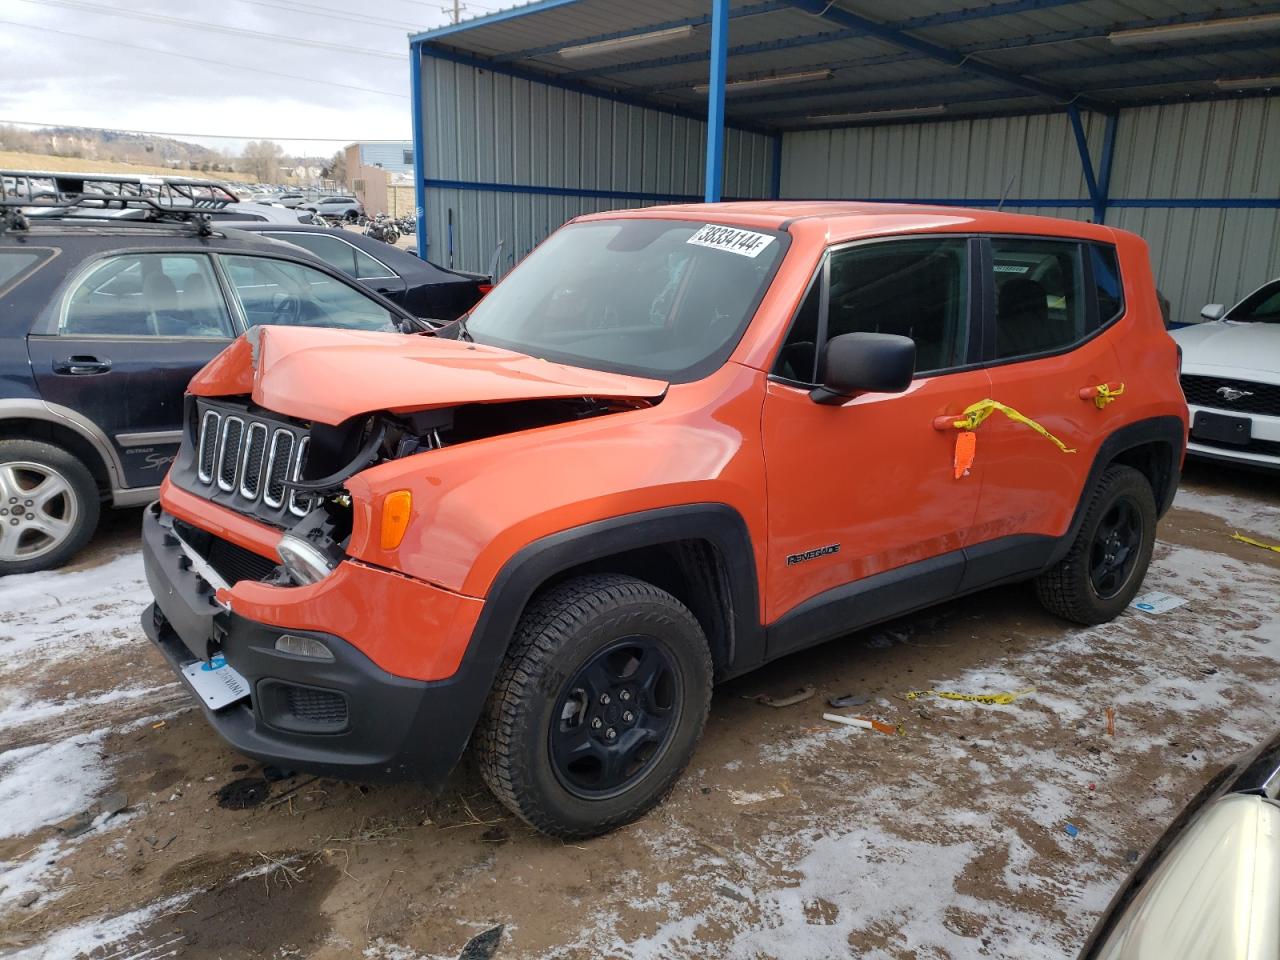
[[954, 430, 977, 479]]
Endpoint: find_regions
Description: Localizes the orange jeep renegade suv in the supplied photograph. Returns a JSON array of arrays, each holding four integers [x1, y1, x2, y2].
[[142, 203, 1188, 838]]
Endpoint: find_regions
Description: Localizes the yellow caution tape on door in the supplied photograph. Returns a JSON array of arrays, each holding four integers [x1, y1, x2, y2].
[[1232, 533, 1280, 555], [905, 687, 1036, 705], [1091, 382, 1125, 409], [947, 399, 1077, 454]]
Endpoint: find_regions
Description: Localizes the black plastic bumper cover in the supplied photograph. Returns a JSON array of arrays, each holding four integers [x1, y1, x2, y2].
[[140, 504, 476, 783]]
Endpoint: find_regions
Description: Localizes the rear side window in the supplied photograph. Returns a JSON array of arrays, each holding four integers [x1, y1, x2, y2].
[[991, 238, 1086, 360], [0, 251, 46, 289], [61, 254, 235, 338], [264, 232, 395, 281], [1091, 244, 1124, 323]]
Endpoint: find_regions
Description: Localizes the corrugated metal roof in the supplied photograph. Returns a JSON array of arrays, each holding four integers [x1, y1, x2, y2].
[[412, 0, 1280, 129]]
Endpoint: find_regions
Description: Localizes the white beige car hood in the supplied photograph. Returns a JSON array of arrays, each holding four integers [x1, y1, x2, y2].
[[1171, 321, 1280, 378]]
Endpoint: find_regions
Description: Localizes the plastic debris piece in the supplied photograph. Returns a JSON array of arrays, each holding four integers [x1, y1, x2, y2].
[[822, 713, 897, 735], [715, 884, 750, 904], [1105, 706, 1116, 737], [749, 686, 815, 708], [1233, 532, 1280, 555], [827, 693, 870, 708], [1130, 591, 1187, 614], [1065, 823, 1079, 838], [458, 925, 503, 960], [728, 787, 786, 805], [98, 790, 128, 818], [904, 688, 1034, 706]]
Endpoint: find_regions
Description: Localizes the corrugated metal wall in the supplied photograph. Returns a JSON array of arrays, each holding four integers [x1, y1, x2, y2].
[[1107, 99, 1280, 324], [357, 142, 414, 176], [779, 99, 1280, 325], [419, 55, 773, 274]]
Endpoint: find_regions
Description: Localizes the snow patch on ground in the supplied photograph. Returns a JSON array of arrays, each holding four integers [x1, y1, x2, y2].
[[0, 552, 151, 665], [0, 684, 178, 733], [1174, 487, 1280, 539], [0, 731, 110, 839], [0, 839, 63, 913], [6, 893, 190, 960]]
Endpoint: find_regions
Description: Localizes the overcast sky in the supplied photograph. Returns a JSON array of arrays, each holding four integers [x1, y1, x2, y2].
[[0, 0, 502, 153]]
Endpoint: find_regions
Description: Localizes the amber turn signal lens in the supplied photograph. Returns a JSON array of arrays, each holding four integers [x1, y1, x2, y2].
[[380, 490, 413, 550]]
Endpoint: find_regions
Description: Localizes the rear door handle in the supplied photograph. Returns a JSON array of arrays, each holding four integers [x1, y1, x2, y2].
[[54, 356, 112, 375]]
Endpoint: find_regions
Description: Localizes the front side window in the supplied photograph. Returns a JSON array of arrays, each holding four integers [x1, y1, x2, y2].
[[263, 232, 395, 281], [1230, 280, 1280, 324], [62, 253, 234, 337], [220, 255, 400, 332], [462, 219, 787, 381], [991, 238, 1086, 360], [774, 237, 971, 383]]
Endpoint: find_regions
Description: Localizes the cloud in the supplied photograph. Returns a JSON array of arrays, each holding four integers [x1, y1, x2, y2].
[[0, 0, 467, 150]]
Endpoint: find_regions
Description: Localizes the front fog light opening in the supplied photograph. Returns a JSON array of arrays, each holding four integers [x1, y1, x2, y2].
[[276, 533, 336, 585], [275, 634, 334, 661]]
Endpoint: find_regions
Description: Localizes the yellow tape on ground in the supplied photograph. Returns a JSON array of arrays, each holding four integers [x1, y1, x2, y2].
[[1233, 533, 1280, 555], [949, 399, 1076, 454], [1092, 382, 1125, 409], [905, 687, 1036, 705]]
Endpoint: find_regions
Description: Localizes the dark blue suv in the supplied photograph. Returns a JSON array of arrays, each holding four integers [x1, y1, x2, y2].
[[0, 174, 428, 574]]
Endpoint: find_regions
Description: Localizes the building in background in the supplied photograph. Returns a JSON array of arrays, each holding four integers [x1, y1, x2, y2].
[[342, 140, 415, 216]]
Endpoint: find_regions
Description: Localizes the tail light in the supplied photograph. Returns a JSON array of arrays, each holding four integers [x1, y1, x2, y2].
[[477, 283, 493, 296]]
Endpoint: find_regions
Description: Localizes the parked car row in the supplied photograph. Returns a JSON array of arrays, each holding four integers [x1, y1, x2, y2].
[[0, 171, 486, 573]]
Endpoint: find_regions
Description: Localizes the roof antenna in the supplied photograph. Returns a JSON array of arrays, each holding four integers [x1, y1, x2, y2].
[[996, 176, 1016, 212]]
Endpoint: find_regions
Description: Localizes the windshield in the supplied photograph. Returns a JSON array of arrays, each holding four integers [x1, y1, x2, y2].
[[461, 218, 787, 381], [1229, 281, 1280, 324]]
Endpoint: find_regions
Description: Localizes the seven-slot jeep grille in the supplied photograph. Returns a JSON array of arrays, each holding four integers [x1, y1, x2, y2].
[[195, 404, 312, 517]]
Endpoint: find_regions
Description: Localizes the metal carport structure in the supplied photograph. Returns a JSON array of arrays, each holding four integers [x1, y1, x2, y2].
[[408, 1, 1280, 320]]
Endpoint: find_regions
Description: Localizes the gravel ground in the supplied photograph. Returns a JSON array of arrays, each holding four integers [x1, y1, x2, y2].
[[0, 461, 1277, 960]]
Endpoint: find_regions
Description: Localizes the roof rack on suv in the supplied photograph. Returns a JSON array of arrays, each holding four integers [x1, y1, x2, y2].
[[0, 170, 241, 236]]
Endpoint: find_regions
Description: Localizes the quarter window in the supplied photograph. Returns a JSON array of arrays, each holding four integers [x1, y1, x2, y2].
[[0, 251, 45, 288], [1090, 244, 1124, 324], [220, 255, 400, 332], [774, 237, 970, 381], [263, 232, 395, 281], [61, 253, 234, 338], [991, 238, 1086, 360]]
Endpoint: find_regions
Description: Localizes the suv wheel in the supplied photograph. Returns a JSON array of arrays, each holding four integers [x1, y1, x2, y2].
[[477, 574, 713, 839], [1035, 464, 1156, 625], [0, 439, 100, 575]]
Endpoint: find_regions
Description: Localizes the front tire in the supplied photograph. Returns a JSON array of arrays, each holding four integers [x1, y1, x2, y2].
[[0, 439, 100, 575], [477, 574, 713, 839], [1035, 464, 1156, 625]]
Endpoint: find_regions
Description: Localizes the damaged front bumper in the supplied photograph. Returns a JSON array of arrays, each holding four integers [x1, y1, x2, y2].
[[140, 502, 487, 783]]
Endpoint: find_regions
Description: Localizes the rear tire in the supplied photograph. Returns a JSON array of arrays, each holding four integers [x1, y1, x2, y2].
[[477, 574, 713, 839], [0, 439, 100, 575], [1035, 464, 1156, 625]]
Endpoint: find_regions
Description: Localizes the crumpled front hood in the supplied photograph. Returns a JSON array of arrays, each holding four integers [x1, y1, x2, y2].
[[1171, 321, 1280, 377], [189, 326, 668, 425]]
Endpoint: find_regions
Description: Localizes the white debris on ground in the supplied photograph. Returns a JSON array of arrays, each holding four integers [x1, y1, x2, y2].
[[1173, 486, 1280, 539], [549, 539, 1280, 959]]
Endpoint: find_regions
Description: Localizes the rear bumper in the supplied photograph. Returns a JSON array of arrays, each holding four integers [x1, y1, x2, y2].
[[141, 503, 485, 782]]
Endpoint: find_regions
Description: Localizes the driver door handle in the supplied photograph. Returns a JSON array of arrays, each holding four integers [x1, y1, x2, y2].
[[54, 355, 112, 375]]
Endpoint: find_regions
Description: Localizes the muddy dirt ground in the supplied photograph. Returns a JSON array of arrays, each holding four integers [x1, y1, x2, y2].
[[1, 461, 1278, 960]]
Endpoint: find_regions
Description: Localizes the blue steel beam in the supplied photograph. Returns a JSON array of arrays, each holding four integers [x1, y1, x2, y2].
[[563, 0, 1090, 80], [705, 0, 730, 202], [1066, 105, 1102, 219], [1094, 112, 1118, 224], [785, 0, 1112, 113], [492, 1, 787, 63], [410, 43, 428, 258], [770, 134, 783, 200]]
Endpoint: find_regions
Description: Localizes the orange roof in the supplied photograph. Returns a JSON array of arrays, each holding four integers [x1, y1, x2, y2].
[[577, 200, 1119, 245]]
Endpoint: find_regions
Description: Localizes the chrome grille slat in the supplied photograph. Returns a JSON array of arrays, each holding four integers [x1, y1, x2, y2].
[[215, 417, 244, 492], [288, 437, 311, 517], [238, 422, 269, 501], [197, 410, 220, 483], [263, 429, 295, 509]]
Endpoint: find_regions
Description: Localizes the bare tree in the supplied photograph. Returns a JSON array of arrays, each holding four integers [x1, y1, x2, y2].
[[240, 140, 284, 183], [322, 149, 347, 188]]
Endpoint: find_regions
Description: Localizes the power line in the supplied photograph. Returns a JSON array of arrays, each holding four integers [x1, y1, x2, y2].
[[1, 119, 403, 144], [0, 19, 408, 98], [18, 0, 407, 59], [223, 0, 429, 33]]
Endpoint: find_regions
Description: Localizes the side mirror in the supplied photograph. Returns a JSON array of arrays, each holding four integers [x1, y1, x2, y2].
[[810, 332, 915, 405], [1200, 303, 1226, 321]]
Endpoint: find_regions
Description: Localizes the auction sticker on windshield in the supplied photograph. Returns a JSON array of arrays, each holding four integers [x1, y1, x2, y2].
[[687, 224, 776, 258], [182, 654, 250, 710]]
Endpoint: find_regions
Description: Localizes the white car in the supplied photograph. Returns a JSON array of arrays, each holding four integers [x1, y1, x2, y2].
[[1171, 279, 1280, 470]]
